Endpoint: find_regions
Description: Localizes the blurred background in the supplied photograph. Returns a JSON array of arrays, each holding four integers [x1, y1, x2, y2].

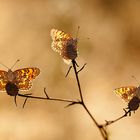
[[0, 0, 140, 140]]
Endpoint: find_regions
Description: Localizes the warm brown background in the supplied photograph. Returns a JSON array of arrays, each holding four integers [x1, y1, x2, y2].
[[0, 0, 140, 140]]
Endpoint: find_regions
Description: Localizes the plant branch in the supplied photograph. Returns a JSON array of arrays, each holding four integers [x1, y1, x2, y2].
[[71, 59, 108, 140], [100, 109, 131, 127], [72, 60, 84, 101], [17, 90, 78, 104]]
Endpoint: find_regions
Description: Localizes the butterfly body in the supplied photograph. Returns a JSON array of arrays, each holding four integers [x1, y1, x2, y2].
[[7, 69, 16, 82], [50, 29, 78, 64], [5, 82, 19, 96], [61, 39, 77, 60]]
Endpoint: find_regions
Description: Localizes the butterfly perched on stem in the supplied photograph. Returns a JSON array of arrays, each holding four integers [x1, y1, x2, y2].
[[50, 28, 78, 64], [114, 86, 140, 111], [0, 60, 40, 97]]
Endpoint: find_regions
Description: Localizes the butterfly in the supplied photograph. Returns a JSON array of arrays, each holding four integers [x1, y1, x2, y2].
[[113, 86, 140, 102], [50, 29, 78, 64], [0, 67, 40, 96]]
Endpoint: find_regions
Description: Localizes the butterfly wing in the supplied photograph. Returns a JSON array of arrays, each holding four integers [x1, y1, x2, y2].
[[13, 67, 40, 90], [50, 29, 73, 54], [0, 70, 8, 91], [113, 86, 138, 102]]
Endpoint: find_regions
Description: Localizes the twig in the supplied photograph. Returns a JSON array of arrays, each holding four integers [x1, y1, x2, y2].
[[100, 96, 140, 127], [100, 109, 131, 127], [77, 63, 87, 74], [65, 99, 82, 108], [17, 91, 78, 104], [65, 66, 72, 77], [17, 59, 107, 139], [71, 59, 108, 140]]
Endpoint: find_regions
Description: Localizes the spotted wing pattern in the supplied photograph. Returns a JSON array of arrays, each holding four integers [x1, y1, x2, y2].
[[13, 67, 40, 90], [50, 29, 73, 54], [113, 86, 138, 102], [0, 70, 8, 91]]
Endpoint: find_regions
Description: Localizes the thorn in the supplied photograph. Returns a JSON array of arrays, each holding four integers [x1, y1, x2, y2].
[[75, 61, 79, 67], [77, 63, 87, 74], [44, 88, 49, 98], [124, 108, 131, 116], [72, 60, 79, 67], [65, 102, 78, 108], [105, 120, 108, 123], [65, 66, 72, 77], [123, 108, 127, 113], [65, 100, 81, 108]]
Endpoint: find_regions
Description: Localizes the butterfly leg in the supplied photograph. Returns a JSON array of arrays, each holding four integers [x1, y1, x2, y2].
[[22, 93, 32, 108], [14, 95, 17, 106], [127, 96, 140, 115]]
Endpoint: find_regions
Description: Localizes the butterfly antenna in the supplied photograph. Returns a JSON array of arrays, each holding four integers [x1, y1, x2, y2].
[[10, 59, 20, 70], [0, 62, 9, 69], [75, 26, 80, 40], [132, 75, 140, 86]]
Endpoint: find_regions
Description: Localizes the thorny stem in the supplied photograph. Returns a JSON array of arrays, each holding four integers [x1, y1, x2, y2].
[[18, 92, 79, 104], [17, 59, 107, 140], [72, 59, 108, 140], [101, 109, 131, 127], [72, 60, 83, 101]]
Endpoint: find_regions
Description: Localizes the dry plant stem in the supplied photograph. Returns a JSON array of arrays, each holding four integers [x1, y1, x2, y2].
[[101, 109, 131, 127], [72, 59, 108, 140], [17, 92, 78, 104]]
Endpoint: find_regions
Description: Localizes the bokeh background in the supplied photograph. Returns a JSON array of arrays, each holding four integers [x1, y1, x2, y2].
[[0, 0, 140, 140]]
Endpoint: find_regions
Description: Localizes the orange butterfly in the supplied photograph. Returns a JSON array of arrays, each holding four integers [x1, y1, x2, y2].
[[50, 29, 78, 64], [0, 60, 40, 96]]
